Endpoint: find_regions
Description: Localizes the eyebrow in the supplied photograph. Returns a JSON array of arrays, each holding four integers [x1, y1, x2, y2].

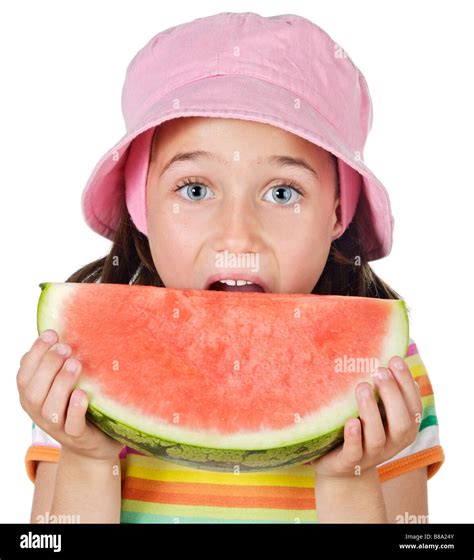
[[159, 150, 320, 180]]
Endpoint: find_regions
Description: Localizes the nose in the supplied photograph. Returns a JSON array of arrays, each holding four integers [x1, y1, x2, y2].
[[211, 193, 263, 255]]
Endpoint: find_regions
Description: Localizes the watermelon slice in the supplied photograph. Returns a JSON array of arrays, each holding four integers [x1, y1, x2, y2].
[[36, 282, 409, 472]]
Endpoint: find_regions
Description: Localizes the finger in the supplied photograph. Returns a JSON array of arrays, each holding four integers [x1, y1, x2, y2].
[[64, 389, 88, 438], [22, 343, 72, 412], [355, 382, 386, 458], [374, 367, 416, 445], [339, 418, 363, 469], [41, 358, 82, 428], [388, 356, 424, 427], [17, 330, 59, 388]]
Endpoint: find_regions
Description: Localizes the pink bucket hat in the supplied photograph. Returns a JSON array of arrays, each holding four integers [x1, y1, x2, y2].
[[81, 12, 394, 261]]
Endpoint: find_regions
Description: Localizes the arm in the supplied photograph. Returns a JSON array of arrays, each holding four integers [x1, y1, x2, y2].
[[30, 462, 58, 523], [316, 465, 428, 523], [30, 452, 122, 524], [49, 448, 122, 523], [381, 466, 428, 523], [317, 467, 387, 523], [317, 469, 388, 523]]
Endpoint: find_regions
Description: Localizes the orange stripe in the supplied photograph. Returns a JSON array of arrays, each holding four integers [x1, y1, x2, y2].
[[123, 478, 315, 508], [416, 374, 433, 397], [377, 445, 444, 483], [124, 477, 314, 498], [124, 485, 316, 509]]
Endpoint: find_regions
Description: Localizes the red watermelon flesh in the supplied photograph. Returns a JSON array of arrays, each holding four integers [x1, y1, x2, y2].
[[36, 282, 409, 472]]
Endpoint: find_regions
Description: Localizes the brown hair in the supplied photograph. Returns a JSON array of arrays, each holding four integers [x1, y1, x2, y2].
[[65, 161, 402, 301]]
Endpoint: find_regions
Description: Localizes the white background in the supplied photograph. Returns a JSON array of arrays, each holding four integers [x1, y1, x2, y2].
[[1, 0, 472, 523]]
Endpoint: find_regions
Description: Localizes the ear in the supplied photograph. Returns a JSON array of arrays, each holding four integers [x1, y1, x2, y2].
[[332, 196, 344, 239]]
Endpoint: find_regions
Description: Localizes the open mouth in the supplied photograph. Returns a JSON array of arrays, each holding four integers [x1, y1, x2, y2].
[[207, 280, 266, 293]]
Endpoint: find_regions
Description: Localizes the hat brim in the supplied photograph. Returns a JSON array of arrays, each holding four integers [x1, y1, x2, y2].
[[81, 73, 393, 260]]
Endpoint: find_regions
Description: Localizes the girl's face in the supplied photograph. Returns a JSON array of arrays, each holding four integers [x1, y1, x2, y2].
[[146, 117, 343, 294]]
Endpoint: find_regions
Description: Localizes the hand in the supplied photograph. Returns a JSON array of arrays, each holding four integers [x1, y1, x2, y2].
[[17, 329, 123, 462], [309, 356, 423, 480]]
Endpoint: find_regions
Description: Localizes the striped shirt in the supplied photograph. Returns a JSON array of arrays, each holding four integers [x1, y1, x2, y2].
[[25, 337, 444, 523]]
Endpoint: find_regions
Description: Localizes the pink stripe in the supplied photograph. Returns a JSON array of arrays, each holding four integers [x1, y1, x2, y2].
[[120, 446, 146, 458], [406, 341, 418, 357], [126, 446, 146, 456]]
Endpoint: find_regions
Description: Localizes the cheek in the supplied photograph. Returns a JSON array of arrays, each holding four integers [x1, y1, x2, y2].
[[276, 227, 331, 290], [146, 198, 203, 281], [147, 187, 211, 239], [267, 205, 333, 289], [261, 202, 333, 247]]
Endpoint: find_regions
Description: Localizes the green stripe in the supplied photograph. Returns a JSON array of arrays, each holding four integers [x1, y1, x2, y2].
[[120, 510, 317, 524], [420, 415, 438, 431], [121, 499, 316, 522]]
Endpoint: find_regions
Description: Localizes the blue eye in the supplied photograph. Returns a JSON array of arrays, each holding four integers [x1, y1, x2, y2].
[[263, 183, 303, 205], [174, 179, 215, 201]]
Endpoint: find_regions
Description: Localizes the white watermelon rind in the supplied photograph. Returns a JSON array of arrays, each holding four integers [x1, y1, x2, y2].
[[37, 281, 409, 472]]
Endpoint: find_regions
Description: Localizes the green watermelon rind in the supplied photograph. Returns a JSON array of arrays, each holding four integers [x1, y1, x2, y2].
[[36, 281, 409, 472], [37, 282, 52, 332], [86, 404, 346, 472]]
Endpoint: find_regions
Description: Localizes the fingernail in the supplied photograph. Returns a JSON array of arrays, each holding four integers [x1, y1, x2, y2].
[[52, 343, 70, 356], [391, 357, 405, 370], [349, 422, 359, 435], [65, 358, 79, 373], [40, 330, 56, 343], [377, 367, 391, 380], [71, 390, 84, 406]]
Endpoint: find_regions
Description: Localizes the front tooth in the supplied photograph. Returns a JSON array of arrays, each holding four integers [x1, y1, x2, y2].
[[217, 279, 255, 286]]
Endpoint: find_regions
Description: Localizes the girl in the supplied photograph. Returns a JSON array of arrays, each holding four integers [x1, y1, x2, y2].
[[17, 12, 444, 523]]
